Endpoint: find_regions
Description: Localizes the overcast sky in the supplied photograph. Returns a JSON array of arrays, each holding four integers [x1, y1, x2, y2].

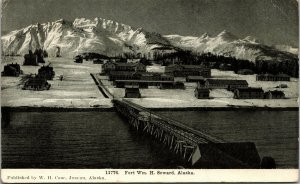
[[2, 0, 299, 46]]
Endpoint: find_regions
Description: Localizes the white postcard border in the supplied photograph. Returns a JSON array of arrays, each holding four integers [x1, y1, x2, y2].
[[1, 169, 298, 183]]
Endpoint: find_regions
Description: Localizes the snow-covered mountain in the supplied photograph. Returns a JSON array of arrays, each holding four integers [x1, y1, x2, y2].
[[164, 31, 298, 62], [1, 17, 298, 62], [1, 18, 177, 57]]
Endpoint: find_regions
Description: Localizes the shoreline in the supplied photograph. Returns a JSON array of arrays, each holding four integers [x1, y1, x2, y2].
[[1, 106, 298, 112]]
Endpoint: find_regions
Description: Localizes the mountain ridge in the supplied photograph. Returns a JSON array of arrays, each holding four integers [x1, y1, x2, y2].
[[1, 17, 298, 62]]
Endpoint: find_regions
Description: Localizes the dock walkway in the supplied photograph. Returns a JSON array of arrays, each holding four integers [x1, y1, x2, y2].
[[92, 73, 265, 168], [113, 99, 262, 168]]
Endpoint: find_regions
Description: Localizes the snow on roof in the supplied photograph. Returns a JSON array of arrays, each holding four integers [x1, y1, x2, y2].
[[268, 90, 285, 95], [109, 71, 136, 75], [235, 87, 263, 92], [206, 79, 248, 85], [187, 76, 205, 80]]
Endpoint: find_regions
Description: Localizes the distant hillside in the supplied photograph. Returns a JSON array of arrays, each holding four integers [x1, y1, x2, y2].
[[1, 17, 298, 63]]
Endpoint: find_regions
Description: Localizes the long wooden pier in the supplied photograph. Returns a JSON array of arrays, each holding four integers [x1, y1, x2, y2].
[[91, 74, 272, 168], [114, 99, 263, 168]]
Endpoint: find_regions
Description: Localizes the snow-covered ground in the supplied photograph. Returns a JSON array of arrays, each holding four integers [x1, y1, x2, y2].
[[101, 67, 298, 108], [2, 58, 298, 109], [1, 57, 112, 108]]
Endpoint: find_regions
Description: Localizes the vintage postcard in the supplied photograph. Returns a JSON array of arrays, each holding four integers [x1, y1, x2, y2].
[[1, 0, 299, 183]]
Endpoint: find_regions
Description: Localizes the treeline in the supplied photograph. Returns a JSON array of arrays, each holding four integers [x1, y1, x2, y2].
[[82, 50, 299, 77], [255, 60, 298, 78], [152, 51, 299, 78]]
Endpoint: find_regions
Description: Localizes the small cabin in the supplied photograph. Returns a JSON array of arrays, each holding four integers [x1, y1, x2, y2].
[[234, 87, 264, 99], [276, 84, 288, 88], [38, 65, 55, 80], [125, 87, 141, 98], [264, 90, 285, 99], [22, 77, 51, 91], [194, 88, 210, 99], [2, 63, 22, 77]]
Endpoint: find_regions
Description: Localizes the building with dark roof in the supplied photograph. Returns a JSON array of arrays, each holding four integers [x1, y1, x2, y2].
[[233, 87, 264, 99], [114, 80, 184, 89], [194, 87, 210, 99], [102, 62, 146, 73], [204, 79, 249, 89], [125, 87, 141, 98], [276, 74, 291, 81], [256, 73, 290, 81], [264, 90, 285, 99], [165, 64, 211, 78], [140, 73, 174, 81], [186, 76, 205, 82], [108, 71, 140, 81], [108, 71, 174, 82], [159, 81, 185, 89]]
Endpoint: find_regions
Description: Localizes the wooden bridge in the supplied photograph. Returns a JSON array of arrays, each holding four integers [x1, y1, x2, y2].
[[114, 99, 265, 168], [91, 73, 274, 168]]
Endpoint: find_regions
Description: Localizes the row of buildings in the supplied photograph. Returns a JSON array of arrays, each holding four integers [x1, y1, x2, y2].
[[195, 86, 285, 99], [102, 62, 212, 78], [107, 71, 174, 82], [196, 79, 249, 89], [256, 73, 290, 81], [102, 62, 146, 73], [194, 77, 286, 99], [114, 80, 185, 89], [101, 62, 186, 90], [165, 64, 211, 78]]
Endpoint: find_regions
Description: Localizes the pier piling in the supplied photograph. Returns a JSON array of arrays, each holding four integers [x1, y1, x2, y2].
[[113, 99, 263, 168]]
